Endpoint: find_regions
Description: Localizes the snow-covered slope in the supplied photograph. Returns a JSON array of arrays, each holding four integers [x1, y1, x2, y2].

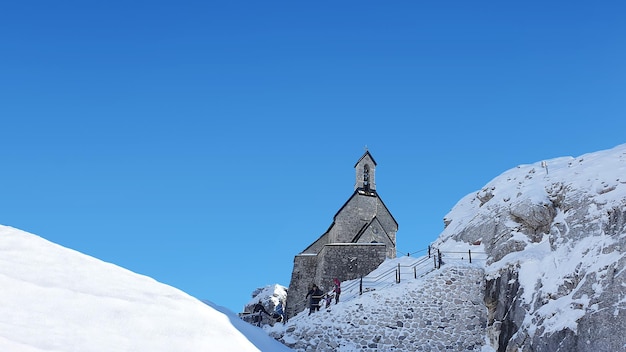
[[0, 225, 292, 352]]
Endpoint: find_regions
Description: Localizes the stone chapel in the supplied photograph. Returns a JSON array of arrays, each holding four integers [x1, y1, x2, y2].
[[285, 150, 398, 318]]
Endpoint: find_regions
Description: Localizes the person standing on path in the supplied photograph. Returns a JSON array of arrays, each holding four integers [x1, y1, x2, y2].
[[333, 278, 341, 304], [252, 301, 270, 326], [306, 284, 323, 315]]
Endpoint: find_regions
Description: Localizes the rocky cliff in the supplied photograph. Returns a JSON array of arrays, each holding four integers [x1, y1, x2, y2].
[[435, 143, 626, 351]]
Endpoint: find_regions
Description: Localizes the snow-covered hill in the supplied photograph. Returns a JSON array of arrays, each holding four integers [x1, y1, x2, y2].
[[0, 225, 292, 352]]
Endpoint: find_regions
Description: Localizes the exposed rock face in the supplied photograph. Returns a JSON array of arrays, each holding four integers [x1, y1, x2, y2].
[[437, 144, 626, 351], [484, 267, 523, 351]]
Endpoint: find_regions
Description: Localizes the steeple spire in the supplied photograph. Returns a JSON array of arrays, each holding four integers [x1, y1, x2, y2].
[[354, 150, 377, 193]]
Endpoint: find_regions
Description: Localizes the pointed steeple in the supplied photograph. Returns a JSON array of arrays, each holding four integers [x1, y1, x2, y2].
[[354, 149, 377, 193]]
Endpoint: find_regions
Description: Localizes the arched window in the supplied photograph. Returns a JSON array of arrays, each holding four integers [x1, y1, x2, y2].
[[363, 164, 370, 190]]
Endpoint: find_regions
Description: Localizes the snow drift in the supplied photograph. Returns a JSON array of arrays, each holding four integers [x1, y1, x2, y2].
[[0, 225, 292, 352]]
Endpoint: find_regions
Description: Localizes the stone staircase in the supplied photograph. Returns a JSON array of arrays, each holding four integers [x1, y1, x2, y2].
[[272, 262, 488, 351]]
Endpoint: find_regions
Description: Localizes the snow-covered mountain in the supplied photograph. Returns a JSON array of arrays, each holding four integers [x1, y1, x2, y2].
[[0, 225, 292, 352], [268, 143, 626, 351]]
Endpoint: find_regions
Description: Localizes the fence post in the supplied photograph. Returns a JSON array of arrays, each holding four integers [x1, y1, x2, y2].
[[433, 253, 437, 269], [469, 249, 472, 263], [397, 263, 401, 283], [428, 245, 431, 258], [414, 266, 417, 279], [437, 249, 442, 269], [359, 276, 363, 295]]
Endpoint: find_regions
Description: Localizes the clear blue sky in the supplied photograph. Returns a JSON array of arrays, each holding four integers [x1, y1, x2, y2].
[[1, 1, 625, 313]]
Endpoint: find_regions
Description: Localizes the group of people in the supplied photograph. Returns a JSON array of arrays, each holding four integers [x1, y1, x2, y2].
[[252, 301, 284, 327], [305, 278, 341, 315], [248, 278, 343, 325]]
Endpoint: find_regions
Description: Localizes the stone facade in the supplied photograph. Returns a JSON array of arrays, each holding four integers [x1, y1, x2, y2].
[[317, 244, 388, 281], [285, 151, 398, 319]]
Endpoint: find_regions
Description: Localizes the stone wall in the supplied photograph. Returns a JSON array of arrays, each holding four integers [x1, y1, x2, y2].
[[286, 244, 388, 319], [285, 254, 319, 319], [316, 243, 388, 289], [275, 264, 488, 352]]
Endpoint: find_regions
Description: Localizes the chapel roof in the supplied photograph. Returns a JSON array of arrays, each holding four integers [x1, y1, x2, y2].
[[354, 150, 377, 168]]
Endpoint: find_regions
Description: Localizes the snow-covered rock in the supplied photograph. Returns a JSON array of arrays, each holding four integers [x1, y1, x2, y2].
[[241, 284, 288, 327], [244, 284, 287, 315], [436, 143, 626, 351]]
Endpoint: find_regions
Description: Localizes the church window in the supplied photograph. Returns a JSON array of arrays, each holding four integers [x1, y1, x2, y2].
[[363, 164, 370, 190]]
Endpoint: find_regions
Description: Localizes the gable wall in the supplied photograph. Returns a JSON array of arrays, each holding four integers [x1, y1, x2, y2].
[[373, 198, 398, 256], [355, 220, 396, 258], [331, 194, 378, 243]]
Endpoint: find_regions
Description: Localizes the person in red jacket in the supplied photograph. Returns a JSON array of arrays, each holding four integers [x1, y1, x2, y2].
[[333, 278, 341, 304]]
